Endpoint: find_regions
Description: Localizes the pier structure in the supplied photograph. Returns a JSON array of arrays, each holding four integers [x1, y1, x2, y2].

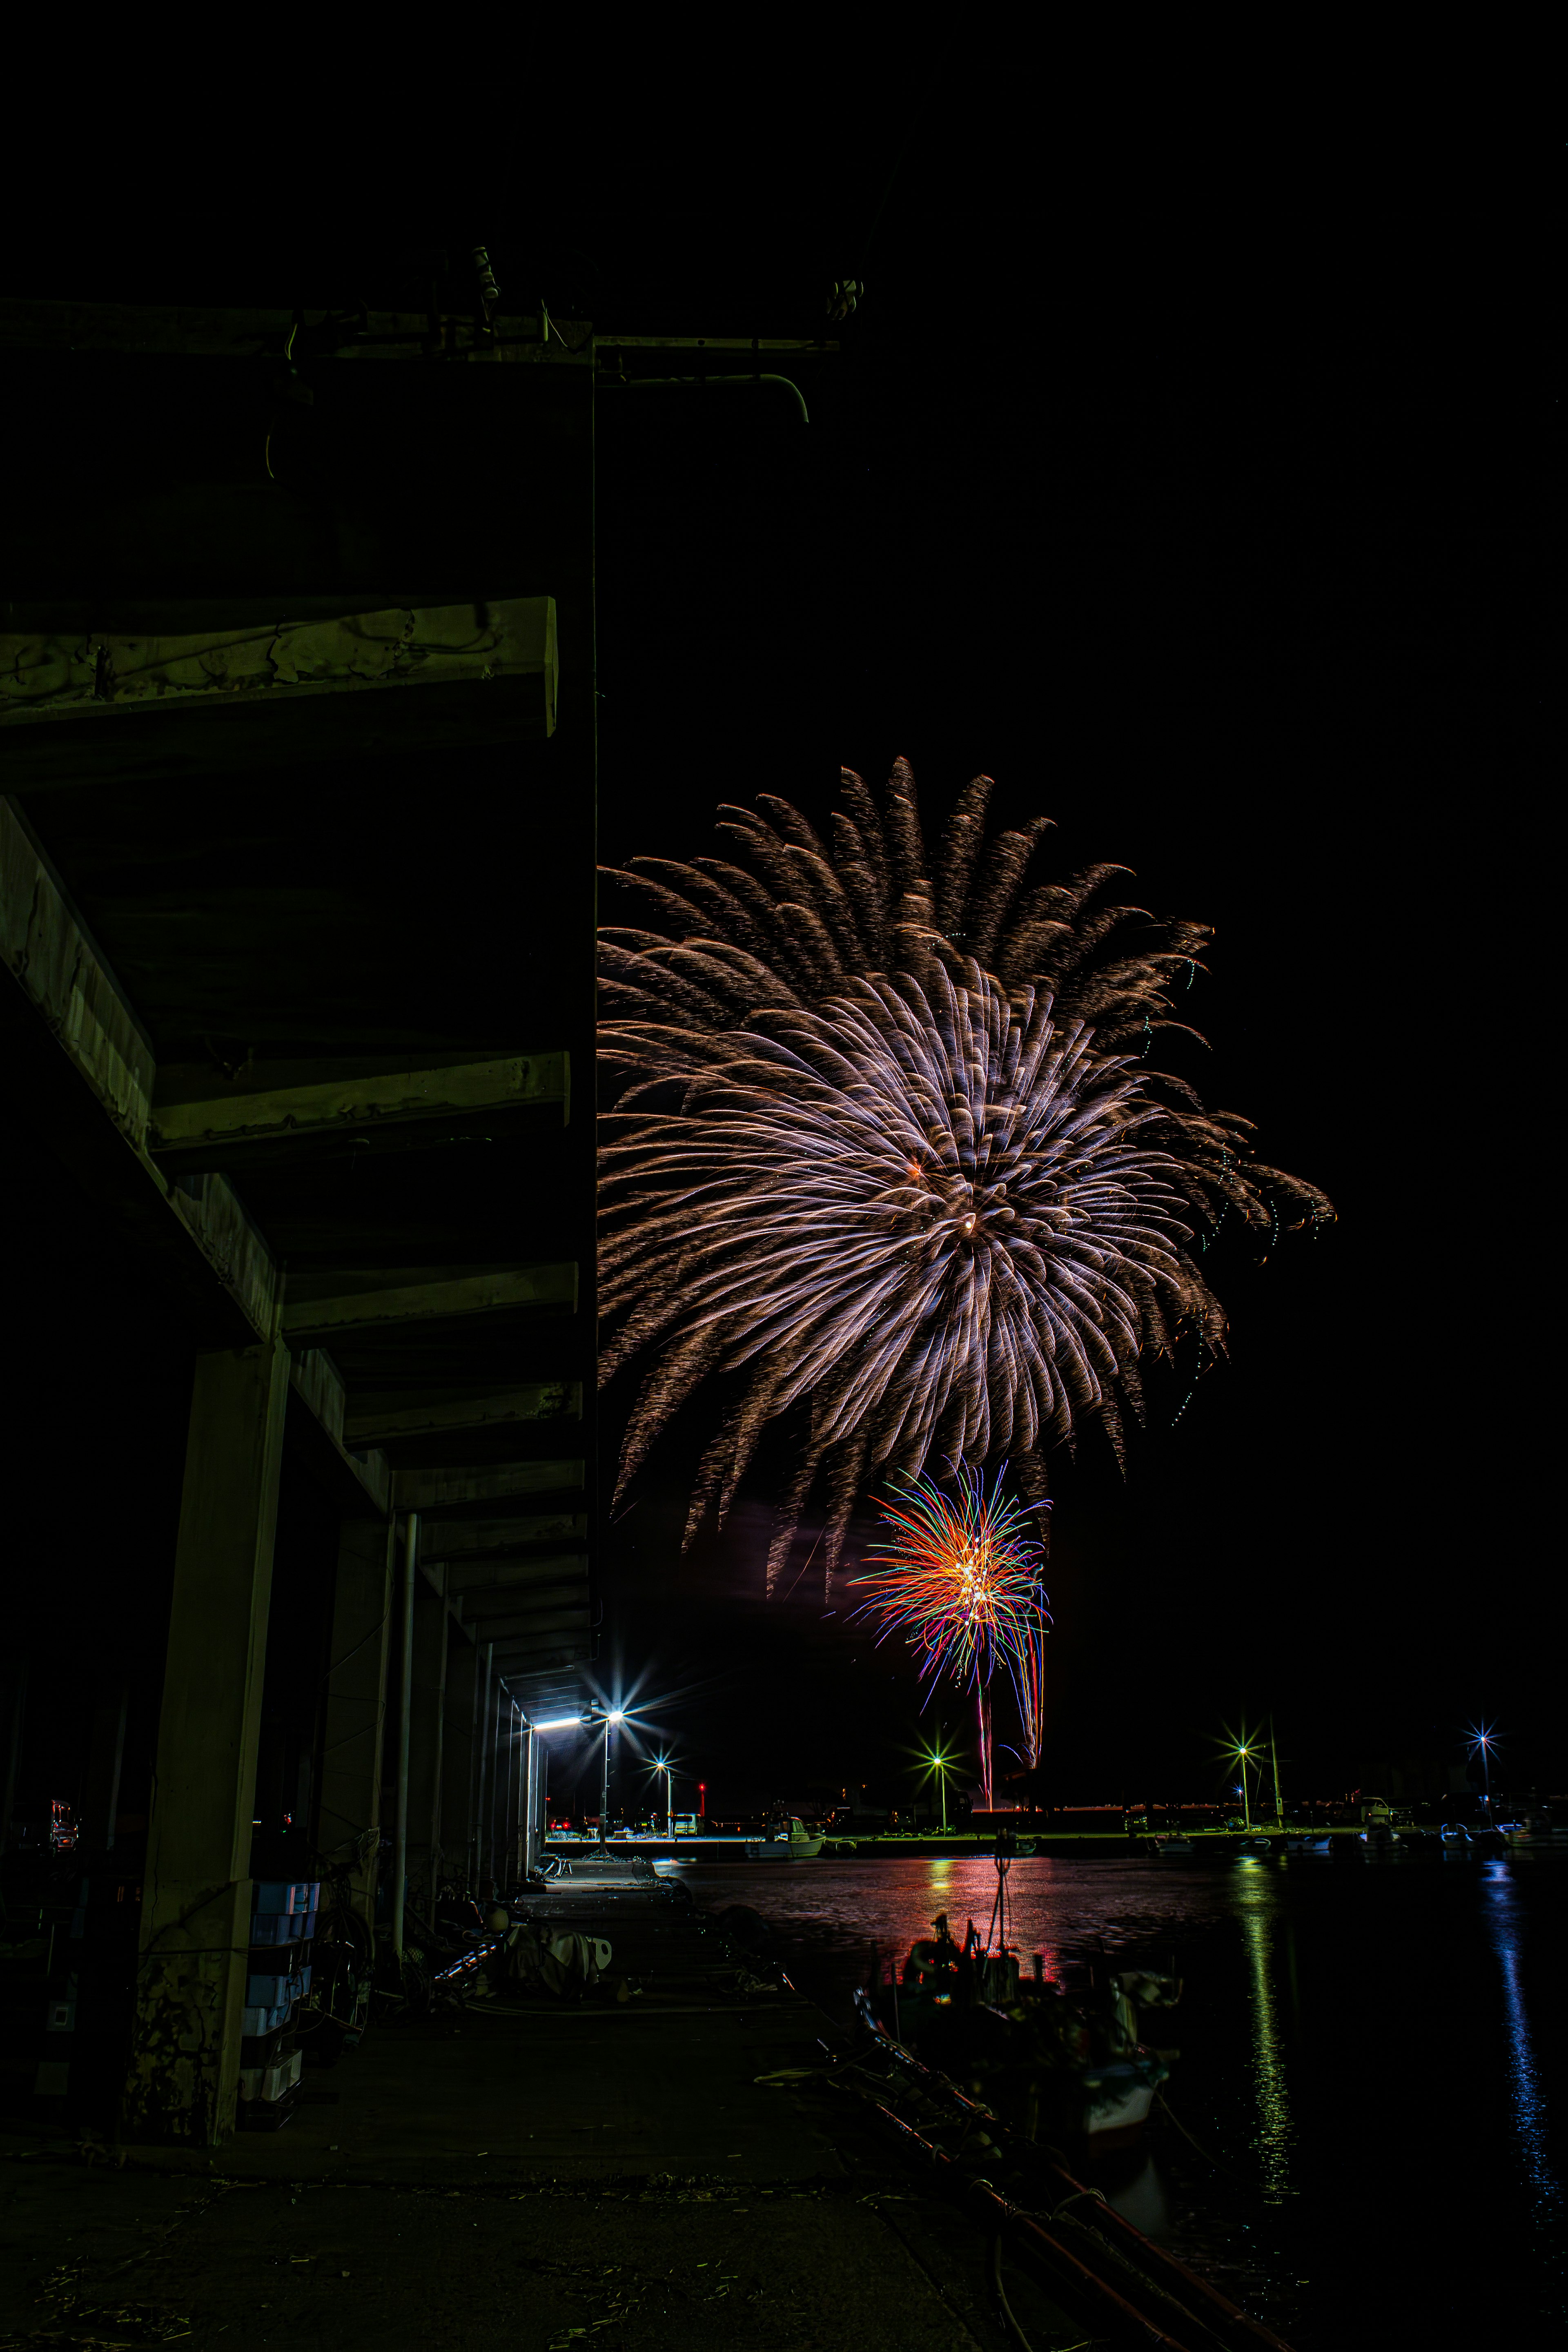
[[0, 293, 599, 2149]]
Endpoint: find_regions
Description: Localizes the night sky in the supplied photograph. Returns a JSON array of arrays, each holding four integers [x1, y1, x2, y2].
[[6, 60, 1555, 1815]]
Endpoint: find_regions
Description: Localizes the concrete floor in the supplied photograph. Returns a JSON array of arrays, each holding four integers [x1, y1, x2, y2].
[[0, 1888, 1086, 2350]]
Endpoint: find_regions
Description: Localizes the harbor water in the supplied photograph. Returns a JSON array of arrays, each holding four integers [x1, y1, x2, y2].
[[668, 1846, 1567, 2349]]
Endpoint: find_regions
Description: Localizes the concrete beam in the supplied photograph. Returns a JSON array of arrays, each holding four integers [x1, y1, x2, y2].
[[494, 1641, 593, 1677], [283, 1263, 576, 1340], [480, 1608, 591, 1645], [0, 599, 559, 790], [0, 798, 274, 1342], [0, 297, 592, 362], [148, 1050, 568, 1172], [0, 796, 395, 1511], [393, 1458, 584, 1511], [444, 1553, 590, 1598], [287, 1352, 390, 1515], [457, 1581, 588, 1623], [343, 1382, 581, 1448], [419, 1514, 587, 1561]]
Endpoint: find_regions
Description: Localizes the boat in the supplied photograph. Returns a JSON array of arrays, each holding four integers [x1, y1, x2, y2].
[[1149, 1833, 1194, 1855], [868, 1915, 1180, 2155], [1439, 1823, 1471, 1846], [1500, 1817, 1559, 1849], [1237, 1834, 1274, 1857], [843, 2001, 1294, 2351], [742, 1815, 824, 1861], [1285, 1833, 1332, 1853]]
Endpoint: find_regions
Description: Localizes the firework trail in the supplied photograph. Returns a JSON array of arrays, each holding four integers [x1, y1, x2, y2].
[[599, 761, 1331, 1586], [851, 1467, 1051, 1778]]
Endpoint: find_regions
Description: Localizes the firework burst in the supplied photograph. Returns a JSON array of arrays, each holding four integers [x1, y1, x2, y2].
[[851, 1466, 1051, 1773], [599, 760, 1332, 1581]]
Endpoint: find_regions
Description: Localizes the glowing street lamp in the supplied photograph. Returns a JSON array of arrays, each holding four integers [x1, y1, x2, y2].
[[1468, 1723, 1498, 1819], [581, 1705, 627, 1842], [1220, 1729, 1260, 1830], [649, 1755, 673, 1837], [919, 1742, 955, 1832]]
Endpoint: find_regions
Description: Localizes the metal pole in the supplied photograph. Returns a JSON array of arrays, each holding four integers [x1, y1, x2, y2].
[[600, 1720, 610, 1846], [522, 1712, 533, 1872], [472, 1642, 493, 1894], [390, 1512, 419, 1958], [428, 1591, 449, 1900], [1269, 1717, 1283, 1828], [522, 1723, 540, 1880]]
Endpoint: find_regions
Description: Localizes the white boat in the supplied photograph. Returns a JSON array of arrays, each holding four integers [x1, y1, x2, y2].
[[743, 1816, 824, 1861], [1287, 1834, 1332, 1853], [1150, 1835, 1194, 1856]]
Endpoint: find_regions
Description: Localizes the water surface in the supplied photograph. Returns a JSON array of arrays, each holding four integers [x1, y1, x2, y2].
[[667, 1848, 1566, 2349]]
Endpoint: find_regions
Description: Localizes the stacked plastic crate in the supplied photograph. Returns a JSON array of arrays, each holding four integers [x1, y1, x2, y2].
[[239, 1878, 318, 2129]]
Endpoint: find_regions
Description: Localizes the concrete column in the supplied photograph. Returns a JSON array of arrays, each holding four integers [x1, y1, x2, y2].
[[481, 1667, 504, 1895], [316, 1513, 396, 1938], [522, 1725, 542, 1880], [512, 1712, 531, 1872], [123, 1337, 288, 2147], [497, 1701, 519, 1896], [440, 1627, 479, 1895], [404, 1570, 448, 1926]]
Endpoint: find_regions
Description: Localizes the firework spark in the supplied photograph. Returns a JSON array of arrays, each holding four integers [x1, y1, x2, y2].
[[599, 761, 1332, 1582], [851, 1467, 1050, 1771]]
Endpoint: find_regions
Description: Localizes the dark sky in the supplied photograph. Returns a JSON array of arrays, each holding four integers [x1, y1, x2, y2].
[[581, 72, 1557, 1810], [7, 58, 1555, 1813]]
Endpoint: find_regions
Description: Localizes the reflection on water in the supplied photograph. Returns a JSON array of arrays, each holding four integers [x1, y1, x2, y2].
[[670, 1848, 1568, 2341], [675, 1851, 1243, 1978], [1483, 1861, 1564, 2279], [1235, 1866, 1295, 2203]]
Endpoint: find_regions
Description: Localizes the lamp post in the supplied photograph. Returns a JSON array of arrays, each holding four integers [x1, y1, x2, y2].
[[580, 1706, 625, 1845], [652, 1755, 672, 1837], [922, 1743, 953, 1832], [1223, 1731, 1258, 1830], [1468, 1724, 1497, 1821]]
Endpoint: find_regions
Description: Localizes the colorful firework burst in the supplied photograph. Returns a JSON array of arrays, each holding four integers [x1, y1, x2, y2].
[[850, 1466, 1051, 1768], [599, 760, 1333, 1582]]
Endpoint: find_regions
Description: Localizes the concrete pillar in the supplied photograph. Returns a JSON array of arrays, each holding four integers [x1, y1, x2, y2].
[[522, 1725, 542, 1880], [497, 1700, 520, 1896], [316, 1513, 396, 1939], [123, 1337, 288, 2147], [480, 1665, 503, 1896], [440, 1627, 479, 1895], [404, 1570, 448, 1927]]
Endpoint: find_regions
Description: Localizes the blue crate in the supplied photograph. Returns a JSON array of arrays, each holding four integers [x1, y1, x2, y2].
[[252, 1881, 318, 1916], [248, 1912, 305, 1948], [245, 1962, 313, 2008], [241, 2000, 292, 2036]]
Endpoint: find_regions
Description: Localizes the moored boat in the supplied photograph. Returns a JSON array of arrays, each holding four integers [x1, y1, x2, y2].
[[866, 1913, 1180, 2156], [743, 1815, 824, 1861]]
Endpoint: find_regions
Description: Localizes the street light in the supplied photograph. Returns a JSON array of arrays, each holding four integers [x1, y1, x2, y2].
[[581, 1705, 628, 1844], [1468, 1723, 1498, 1819], [1221, 1730, 1259, 1830], [649, 1755, 673, 1837], [919, 1743, 955, 1832]]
